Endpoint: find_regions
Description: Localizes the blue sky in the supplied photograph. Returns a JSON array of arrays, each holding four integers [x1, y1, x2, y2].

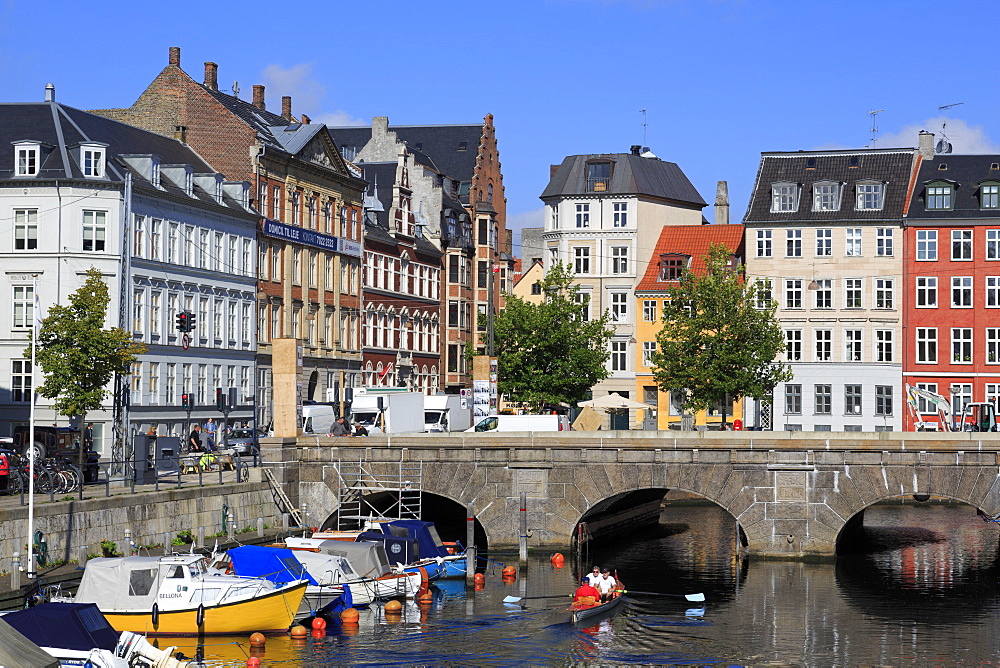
[[3, 0, 999, 256]]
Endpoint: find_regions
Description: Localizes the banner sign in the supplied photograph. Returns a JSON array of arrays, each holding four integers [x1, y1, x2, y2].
[[263, 219, 361, 257]]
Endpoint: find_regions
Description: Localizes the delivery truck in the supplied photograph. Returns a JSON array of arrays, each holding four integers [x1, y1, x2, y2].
[[423, 394, 472, 432], [465, 414, 571, 433], [349, 389, 424, 434]]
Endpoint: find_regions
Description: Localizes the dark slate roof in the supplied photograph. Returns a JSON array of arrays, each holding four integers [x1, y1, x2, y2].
[[202, 88, 290, 150], [906, 154, 1000, 220], [743, 148, 917, 224], [328, 124, 483, 182], [360, 162, 398, 237], [540, 153, 707, 207], [269, 122, 324, 155]]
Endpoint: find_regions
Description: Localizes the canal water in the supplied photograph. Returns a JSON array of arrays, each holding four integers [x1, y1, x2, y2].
[[176, 500, 1000, 666]]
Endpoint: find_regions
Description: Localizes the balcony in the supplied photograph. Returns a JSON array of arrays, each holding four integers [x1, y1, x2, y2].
[[586, 178, 610, 193]]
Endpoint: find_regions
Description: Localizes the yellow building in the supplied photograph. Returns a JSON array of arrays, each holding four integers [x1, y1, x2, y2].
[[511, 259, 546, 304], [634, 224, 746, 430]]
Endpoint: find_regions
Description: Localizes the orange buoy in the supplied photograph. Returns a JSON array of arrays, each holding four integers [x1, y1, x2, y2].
[[502, 575, 516, 585], [249, 632, 265, 647], [311, 617, 327, 630], [384, 599, 403, 613], [384, 613, 401, 624], [340, 608, 360, 623], [551, 552, 564, 562], [416, 591, 433, 606], [501, 566, 516, 577], [311, 628, 325, 640], [473, 572, 485, 582], [289, 625, 308, 638], [247, 657, 261, 667]]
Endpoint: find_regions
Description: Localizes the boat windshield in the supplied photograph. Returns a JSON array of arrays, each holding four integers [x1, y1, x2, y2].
[[427, 525, 445, 548], [188, 560, 208, 577]]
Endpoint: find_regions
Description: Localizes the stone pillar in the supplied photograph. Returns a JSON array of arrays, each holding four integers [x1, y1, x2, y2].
[[272, 338, 302, 438]]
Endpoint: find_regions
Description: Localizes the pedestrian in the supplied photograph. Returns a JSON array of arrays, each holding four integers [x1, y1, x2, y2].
[[83, 423, 94, 451], [203, 417, 217, 448], [187, 424, 203, 453], [595, 569, 617, 602], [330, 417, 350, 437], [585, 565, 602, 586], [353, 423, 369, 437]]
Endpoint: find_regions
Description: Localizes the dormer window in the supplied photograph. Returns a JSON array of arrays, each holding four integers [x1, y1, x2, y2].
[[151, 162, 161, 188], [770, 182, 799, 212], [13, 142, 40, 177], [856, 181, 885, 210], [82, 147, 105, 178], [586, 162, 612, 192], [185, 171, 193, 196], [812, 181, 841, 212], [980, 182, 1000, 209], [658, 253, 690, 281], [926, 181, 954, 210]]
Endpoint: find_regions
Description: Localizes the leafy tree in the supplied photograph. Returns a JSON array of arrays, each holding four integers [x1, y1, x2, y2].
[[492, 263, 614, 412], [26, 267, 146, 462], [650, 244, 790, 426]]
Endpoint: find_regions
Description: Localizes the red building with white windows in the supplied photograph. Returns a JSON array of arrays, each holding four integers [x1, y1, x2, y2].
[[903, 134, 1000, 429]]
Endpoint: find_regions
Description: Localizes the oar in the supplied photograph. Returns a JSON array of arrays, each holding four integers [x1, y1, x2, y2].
[[622, 589, 705, 602], [502, 594, 571, 603]]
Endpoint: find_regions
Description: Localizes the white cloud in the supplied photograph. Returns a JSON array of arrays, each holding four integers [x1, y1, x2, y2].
[[259, 62, 366, 126], [507, 207, 545, 233], [311, 110, 368, 127], [877, 117, 1000, 154]]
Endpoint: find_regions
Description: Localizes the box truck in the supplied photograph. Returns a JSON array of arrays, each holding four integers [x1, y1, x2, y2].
[[301, 404, 337, 434], [424, 394, 472, 432], [465, 414, 571, 433], [349, 389, 424, 434]]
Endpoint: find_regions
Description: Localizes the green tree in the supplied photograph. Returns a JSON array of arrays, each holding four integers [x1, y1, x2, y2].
[[26, 267, 146, 461], [492, 263, 614, 412], [650, 244, 790, 426]]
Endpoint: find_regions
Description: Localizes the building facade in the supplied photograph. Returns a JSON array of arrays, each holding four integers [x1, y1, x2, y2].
[[743, 147, 918, 431]]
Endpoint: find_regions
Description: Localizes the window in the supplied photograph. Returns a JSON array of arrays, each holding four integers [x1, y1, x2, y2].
[[133, 215, 145, 258], [183, 225, 194, 265], [82, 147, 104, 178], [988, 328, 1000, 364], [642, 300, 657, 322], [12, 285, 33, 328], [292, 249, 301, 284], [916, 230, 938, 260], [659, 256, 686, 280], [813, 279, 832, 309], [877, 228, 894, 256], [856, 182, 885, 210], [952, 328, 973, 363], [148, 363, 159, 403], [926, 183, 953, 210], [15, 144, 38, 176], [786, 229, 802, 257], [987, 277, 1000, 307], [845, 228, 862, 256], [814, 385, 832, 414], [988, 383, 1000, 406], [574, 292, 591, 321], [611, 246, 628, 274], [755, 278, 773, 309], [756, 230, 772, 257], [610, 293, 628, 322], [815, 229, 832, 256], [982, 183, 1000, 209], [814, 330, 832, 361], [871, 329, 893, 363], [916, 328, 937, 363], [149, 292, 160, 336], [812, 182, 840, 211], [875, 386, 893, 416], [14, 209, 38, 250], [845, 385, 862, 415], [845, 330, 862, 362], [150, 220, 161, 260], [844, 278, 862, 308], [915, 383, 938, 414], [613, 202, 628, 227], [548, 247, 558, 267], [785, 279, 802, 309], [575, 203, 590, 228], [952, 276, 973, 307], [82, 210, 106, 251], [785, 330, 802, 361], [586, 162, 611, 192], [951, 383, 972, 417], [771, 183, 799, 212], [549, 206, 559, 230], [874, 278, 893, 309], [12, 359, 31, 402], [642, 341, 657, 367], [784, 384, 802, 414], [573, 247, 590, 274], [988, 230, 1000, 260], [610, 340, 627, 371], [916, 277, 937, 307], [952, 230, 972, 260]]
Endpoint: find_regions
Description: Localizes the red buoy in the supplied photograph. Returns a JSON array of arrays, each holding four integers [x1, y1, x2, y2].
[[311, 617, 327, 630]]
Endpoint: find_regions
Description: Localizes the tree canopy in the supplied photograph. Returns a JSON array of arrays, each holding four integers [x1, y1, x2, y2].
[[27, 267, 146, 420], [492, 263, 614, 412], [649, 244, 790, 421]]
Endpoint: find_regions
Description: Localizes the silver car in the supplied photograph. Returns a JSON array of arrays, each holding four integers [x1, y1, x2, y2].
[[226, 428, 265, 457]]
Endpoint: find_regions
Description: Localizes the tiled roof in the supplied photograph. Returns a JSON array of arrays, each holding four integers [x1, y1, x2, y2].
[[743, 148, 917, 224], [540, 153, 706, 207], [201, 87, 290, 150], [906, 154, 1000, 220], [635, 224, 745, 292]]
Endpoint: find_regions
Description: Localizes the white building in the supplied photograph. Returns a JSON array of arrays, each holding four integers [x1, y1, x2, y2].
[[0, 87, 257, 456]]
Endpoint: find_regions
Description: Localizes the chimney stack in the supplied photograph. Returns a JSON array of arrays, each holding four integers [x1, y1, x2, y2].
[[714, 181, 730, 225], [253, 85, 265, 111], [174, 125, 187, 143], [204, 62, 218, 91], [630, 145, 641, 156], [282, 96, 292, 121], [169, 47, 180, 67], [918, 130, 935, 160], [301, 114, 310, 125], [44, 83, 55, 103]]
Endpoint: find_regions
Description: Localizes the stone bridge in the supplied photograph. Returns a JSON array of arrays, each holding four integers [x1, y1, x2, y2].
[[261, 431, 1000, 559]]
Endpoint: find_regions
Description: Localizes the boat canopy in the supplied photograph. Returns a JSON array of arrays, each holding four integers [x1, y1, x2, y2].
[[286, 538, 390, 578], [0, 617, 60, 668], [356, 519, 451, 564], [228, 546, 316, 585], [75, 555, 208, 610], [3, 602, 119, 652]]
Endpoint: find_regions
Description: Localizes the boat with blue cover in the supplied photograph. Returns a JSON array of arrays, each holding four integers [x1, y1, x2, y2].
[[354, 519, 469, 580]]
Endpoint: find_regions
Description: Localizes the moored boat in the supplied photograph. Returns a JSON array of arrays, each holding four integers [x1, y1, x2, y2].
[[354, 519, 468, 580], [570, 579, 626, 624]]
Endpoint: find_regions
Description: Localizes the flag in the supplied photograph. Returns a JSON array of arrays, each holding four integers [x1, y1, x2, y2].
[[33, 289, 42, 332]]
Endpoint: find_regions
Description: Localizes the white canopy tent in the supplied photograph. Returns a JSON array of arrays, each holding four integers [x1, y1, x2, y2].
[[577, 393, 650, 410]]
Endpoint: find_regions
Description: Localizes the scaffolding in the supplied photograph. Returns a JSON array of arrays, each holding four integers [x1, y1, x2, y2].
[[333, 459, 423, 531]]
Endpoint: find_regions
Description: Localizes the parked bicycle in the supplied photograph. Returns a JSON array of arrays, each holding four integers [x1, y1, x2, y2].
[[4, 455, 82, 495]]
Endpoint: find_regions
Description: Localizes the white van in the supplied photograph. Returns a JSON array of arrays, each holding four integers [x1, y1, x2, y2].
[[302, 404, 336, 434], [466, 414, 571, 433]]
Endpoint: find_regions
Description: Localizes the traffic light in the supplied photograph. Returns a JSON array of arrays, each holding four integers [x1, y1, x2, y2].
[[181, 393, 195, 410], [176, 312, 189, 332], [216, 387, 225, 411], [188, 311, 197, 331]]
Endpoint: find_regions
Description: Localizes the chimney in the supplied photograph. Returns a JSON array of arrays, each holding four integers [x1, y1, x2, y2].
[[282, 96, 292, 121], [252, 85, 265, 110], [714, 181, 730, 225], [301, 114, 310, 125], [204, 62, 218, 91], [918, 130, 935, 160], [550, 164, 560, 179], [373, 116, 389, 136], [44, 83, 55, 103], [174, 126, 187, 143], [630, 145, 641, 156], [169, 46, 181, 67]]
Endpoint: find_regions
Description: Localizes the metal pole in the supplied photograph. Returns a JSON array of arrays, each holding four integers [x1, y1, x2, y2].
[[466, 502, 476, 587], [518, 491, 528, 568]]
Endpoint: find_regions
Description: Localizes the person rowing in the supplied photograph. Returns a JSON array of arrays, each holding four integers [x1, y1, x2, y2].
[[595, 569, 617, 602], [573, 578, 601, 606]]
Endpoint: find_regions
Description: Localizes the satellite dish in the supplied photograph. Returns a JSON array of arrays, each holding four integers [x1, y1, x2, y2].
[[935, 139, 953, 154]]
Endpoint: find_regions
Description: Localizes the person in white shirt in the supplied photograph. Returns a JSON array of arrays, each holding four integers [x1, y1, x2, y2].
[[585, 566, 602, 586], [595, 569, 617, 601]]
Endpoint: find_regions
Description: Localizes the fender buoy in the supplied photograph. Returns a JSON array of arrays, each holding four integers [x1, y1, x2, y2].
[[151, 603, 159, 627], [196, 603, 205, 628]]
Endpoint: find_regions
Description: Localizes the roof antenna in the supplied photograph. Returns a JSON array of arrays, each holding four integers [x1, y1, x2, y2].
[[936, 102, 963, 154], [868, 109, 884, 147], [232, 81, 240, 99], [640, 109, 647, 147]]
